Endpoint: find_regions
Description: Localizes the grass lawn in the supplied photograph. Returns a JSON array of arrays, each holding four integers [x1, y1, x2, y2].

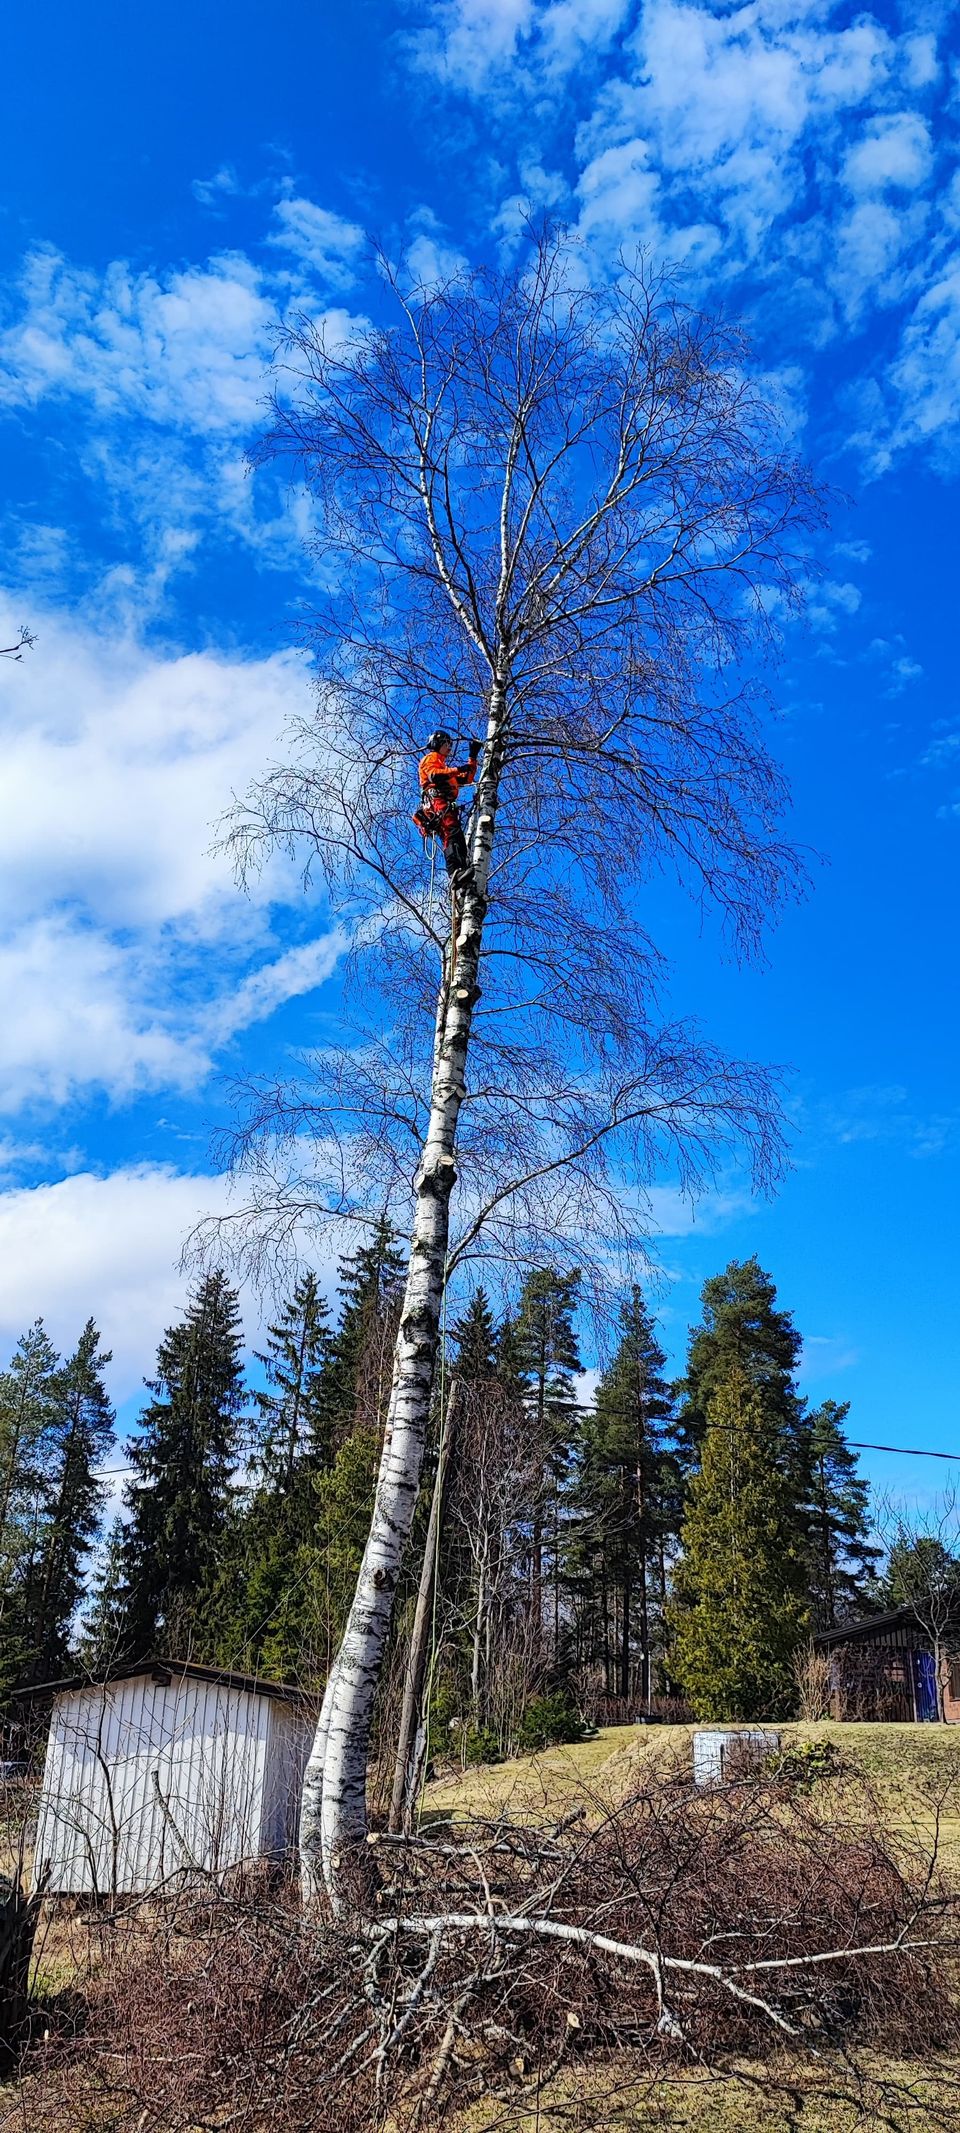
[[424, 1719, 960, 1854]]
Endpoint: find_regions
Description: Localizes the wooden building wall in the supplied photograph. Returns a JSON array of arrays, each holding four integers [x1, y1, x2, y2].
[[34, 1670, 311, 1894]]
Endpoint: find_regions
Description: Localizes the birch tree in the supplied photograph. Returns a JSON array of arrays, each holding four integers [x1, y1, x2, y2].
[[216, 231, 821, 1904]]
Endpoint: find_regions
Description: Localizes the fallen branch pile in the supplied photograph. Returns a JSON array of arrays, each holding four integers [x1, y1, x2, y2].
[[19, 1764, 960, 2131]]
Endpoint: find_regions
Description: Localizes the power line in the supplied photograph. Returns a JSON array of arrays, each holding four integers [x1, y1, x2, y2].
[[93, 1426, 960, 1484]]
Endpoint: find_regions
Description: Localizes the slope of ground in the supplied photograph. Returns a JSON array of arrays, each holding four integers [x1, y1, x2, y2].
[[432, 1723, 960, 2130], [424, 1719, 960, 1854]]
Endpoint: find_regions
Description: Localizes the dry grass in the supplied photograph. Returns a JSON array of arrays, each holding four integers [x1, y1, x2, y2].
[[454, 2054, 960, 2130], [424, 1721, 960, 1856], [9, 1726, 960, 2130]]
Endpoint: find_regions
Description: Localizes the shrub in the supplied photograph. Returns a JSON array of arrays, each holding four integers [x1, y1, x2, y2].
[[462, 1723, 501, 1766], [516, 1690, 585, 1752], [770, 1737, 845, 1790]]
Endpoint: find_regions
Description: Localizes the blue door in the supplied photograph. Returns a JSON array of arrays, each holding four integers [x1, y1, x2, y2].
[[913, 1649, 939, 1722]]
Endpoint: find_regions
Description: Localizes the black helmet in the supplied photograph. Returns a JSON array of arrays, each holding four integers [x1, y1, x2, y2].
[[427, 729, 452, 750]]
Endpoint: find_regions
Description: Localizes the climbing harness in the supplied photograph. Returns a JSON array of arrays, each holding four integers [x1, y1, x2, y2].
[[412, 734, 481, 889], [415, 733, 480, 982]]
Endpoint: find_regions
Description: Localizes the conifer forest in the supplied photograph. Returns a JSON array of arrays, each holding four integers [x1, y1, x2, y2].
[[0, 1245, 880, 1739]]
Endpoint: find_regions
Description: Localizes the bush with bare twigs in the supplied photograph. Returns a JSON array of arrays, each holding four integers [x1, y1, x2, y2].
[[19, 1760, 960, 2131]]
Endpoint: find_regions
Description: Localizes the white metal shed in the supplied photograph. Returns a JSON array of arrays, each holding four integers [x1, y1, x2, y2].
[[31, 1660, 314, 1896]]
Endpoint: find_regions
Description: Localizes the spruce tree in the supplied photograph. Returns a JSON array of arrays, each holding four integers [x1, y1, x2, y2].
[[806, 1399, 879, 1628], [215, 1231, 405, 1684], [449, 1288, 498, 1382], [215, 1272, 335, 1682], [0, 1322, 61, 1692], [21, 1321, 115, 1682], [325, 1218, 406, 1444], [251, 1271, 333, 1487], [77, 1515, 129, 1673], [514, 1268, 582, 1660], [435, 1287, 504, 1702], [571, 1287, 674, 1700], [671, 1361, 809, 1719], [674, 1257, 812, 1542], [118, 1272, 246, 1658]]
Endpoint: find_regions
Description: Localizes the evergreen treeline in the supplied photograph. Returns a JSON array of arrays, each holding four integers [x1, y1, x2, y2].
[[0, 1248, 881, 1730]]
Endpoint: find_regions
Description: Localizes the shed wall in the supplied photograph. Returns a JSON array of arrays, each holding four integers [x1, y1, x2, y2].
[[34, 1673, 276, 1894], [262, 1699, 314, 1856]]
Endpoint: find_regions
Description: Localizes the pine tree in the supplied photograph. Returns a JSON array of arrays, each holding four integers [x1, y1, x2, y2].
[[20, 1321, 115, 1682], [571, 1287, 675, 1701], [514, 1269, 582, 1660], [671, 1362, 809, 1719], [118, 1273, 246, 1658], [806, 1399, 879, 1629], [251, 1271, 333, 1487]]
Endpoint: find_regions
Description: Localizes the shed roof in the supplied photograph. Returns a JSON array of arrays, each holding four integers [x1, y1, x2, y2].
[[15, 1655, 313, 1707], [815, 1603, 957, 1650]]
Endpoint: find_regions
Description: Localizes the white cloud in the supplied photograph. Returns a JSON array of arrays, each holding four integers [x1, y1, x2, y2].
[[0, 219, 365, 585], [0, 246, 276, 435], [0, 919, 208, 1111], [902, 32, 938, 91], [0, 1166, 234, 1400], [0, 601, 310, 930], [643, 1180, 755, 1238], [411, 0, 535, 90], [807, 578, 863, 632], [800, 1333, 860, 1383], [0, 598, 343, 1112], [211, 934, 348, 1042], [269, 199, 364, 285], [830, 196, 928, 321], [576, 138, 665, 247], [406, 0, 959, 477], [572, 0, 895, 267], [842, 112, 932, 195], [192, 165, 244, 207], [537, 0, 631, 74], [885, 254, 960, 460], [404, 211, 469, 290]]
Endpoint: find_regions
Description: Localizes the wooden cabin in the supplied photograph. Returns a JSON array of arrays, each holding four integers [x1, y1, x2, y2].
[[29, 1658, 314, 1895], [816, 1606, 960, 1723]]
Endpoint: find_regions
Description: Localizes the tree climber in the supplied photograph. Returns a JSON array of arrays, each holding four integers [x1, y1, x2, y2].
[[412, 730, 482, 889]]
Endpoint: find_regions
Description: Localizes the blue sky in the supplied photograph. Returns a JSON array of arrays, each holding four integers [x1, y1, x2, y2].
[[0, 0, 957, 1500]]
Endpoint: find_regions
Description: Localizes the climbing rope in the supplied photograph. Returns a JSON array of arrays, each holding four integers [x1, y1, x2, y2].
[[425, 837, 437, 940], [449, 880, 459, 985]]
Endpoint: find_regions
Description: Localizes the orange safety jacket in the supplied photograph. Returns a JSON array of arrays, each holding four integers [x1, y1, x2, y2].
[[417, 748, 479, 807]]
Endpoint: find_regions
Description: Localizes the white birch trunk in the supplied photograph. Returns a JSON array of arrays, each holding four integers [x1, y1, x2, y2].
[[300, 684, 506, 1906]]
